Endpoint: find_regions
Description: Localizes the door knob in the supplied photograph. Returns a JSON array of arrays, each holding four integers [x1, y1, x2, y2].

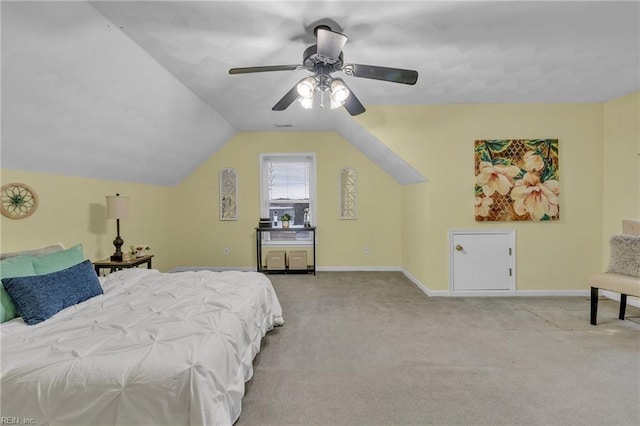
[[455, 245, 464, 251]]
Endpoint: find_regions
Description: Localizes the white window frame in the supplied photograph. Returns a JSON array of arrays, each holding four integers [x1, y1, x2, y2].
[[259, 153, 317, 246]]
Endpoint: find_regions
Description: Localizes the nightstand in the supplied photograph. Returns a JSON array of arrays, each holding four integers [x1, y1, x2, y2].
[[93, 254, 154, 275]]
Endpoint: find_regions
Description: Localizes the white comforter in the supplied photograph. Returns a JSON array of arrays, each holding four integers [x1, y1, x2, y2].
[[0, 269, 283, 426]]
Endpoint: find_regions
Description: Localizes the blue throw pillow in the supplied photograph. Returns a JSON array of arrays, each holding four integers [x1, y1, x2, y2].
[[32, 244, 84, 275], [2, 259, 103, 325], [0, 254, 36, 323]]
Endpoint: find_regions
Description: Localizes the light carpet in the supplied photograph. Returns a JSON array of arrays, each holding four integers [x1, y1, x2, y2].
[[236, 272, 640, 426]]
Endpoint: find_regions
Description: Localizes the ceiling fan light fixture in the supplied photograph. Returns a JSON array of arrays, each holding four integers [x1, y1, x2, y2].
[[230, 23, 417, 117], [296, 76, 317, 99], [297, 96, 314, 109], [329, 78, 350, 108], [329, 98, 344, 110]]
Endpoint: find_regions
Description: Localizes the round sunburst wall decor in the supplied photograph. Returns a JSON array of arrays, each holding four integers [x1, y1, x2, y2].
[[1, 183, 39, 219]]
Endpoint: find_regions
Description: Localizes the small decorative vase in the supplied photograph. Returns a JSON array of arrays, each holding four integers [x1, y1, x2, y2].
[[282, 221, 290, 229]]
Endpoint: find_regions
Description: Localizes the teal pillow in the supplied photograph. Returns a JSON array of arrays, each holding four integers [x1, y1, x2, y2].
[[0, 254, 36, 322], [32, 244, 84, 275]]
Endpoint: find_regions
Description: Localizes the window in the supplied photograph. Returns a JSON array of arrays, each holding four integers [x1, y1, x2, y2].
[[260, 153, 316, 244]]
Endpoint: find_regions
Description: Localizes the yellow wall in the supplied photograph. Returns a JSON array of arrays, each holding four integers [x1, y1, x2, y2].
[[0, 170, 176, 272], [1, 132, 401, 272], [602, 91, 640, 265], [169, 131, 402, 269], [357, 103, 605, 292], [2, 93, 638, 292]]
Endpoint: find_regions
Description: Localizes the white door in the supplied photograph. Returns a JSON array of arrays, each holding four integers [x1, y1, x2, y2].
[[450, 230, 515, 294]]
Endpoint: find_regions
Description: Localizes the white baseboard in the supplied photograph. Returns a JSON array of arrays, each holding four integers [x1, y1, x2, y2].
[[170, 266, 402, 273], [601, 290, 640, 308], [400, 268, 602, 298], [447, 290, 516, 297], [317, 266, 401, 272], [401, 268, 449, 297], [169, 266, 255, 273], [515, 290, 589, 297]]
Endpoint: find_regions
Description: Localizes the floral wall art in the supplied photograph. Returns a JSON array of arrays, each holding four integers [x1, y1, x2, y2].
[[475, 139, 559, 222]]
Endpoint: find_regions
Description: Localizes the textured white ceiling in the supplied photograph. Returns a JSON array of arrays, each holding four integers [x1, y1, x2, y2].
[[93, 0, 640, 131], [2, 1, 638, 186], [1, 1, 237, 186]]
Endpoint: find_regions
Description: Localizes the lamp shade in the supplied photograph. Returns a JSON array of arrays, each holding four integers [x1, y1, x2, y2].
[[330, 79, 350, 109], [297, 96, 313, 109], [105, 194, 129, 220], [296, 77, 317, 99]]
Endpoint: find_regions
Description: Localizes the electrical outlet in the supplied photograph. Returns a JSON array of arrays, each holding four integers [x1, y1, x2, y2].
[[224, 247, 230, 255], [363, 247, 370, 255]]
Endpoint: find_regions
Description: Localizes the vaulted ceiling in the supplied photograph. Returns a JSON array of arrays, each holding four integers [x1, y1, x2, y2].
[[2, 1, 639, 185], [94, 0, 640, 129]]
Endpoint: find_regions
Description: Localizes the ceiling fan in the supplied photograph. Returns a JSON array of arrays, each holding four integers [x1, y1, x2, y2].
[[228, 25, 418, 116]]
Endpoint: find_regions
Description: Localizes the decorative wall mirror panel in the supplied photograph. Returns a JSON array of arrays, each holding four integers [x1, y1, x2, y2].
[[339, 167, 357, 220], [220, 168, 238, 220]]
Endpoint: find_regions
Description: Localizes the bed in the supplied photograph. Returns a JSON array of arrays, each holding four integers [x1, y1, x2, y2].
[[1, 265, 284, 426]]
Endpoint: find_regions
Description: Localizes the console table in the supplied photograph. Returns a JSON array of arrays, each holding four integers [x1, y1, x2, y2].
[[255, 227, 316, 275]]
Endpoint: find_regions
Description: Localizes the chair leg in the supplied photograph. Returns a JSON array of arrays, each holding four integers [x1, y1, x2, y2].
[[619, 294, 627, 320], [590, 287, 598, 325]]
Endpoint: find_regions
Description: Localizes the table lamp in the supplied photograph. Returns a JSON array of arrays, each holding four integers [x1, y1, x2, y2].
[[106, 193, 129, 261]]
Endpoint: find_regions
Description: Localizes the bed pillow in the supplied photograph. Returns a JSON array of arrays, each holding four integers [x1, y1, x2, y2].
[[0, 243, 65, 261], [2, 259, 102, 325], [0, 255, 36, 323], [607, 235, 640, 278], [32, 244, 84, 275]]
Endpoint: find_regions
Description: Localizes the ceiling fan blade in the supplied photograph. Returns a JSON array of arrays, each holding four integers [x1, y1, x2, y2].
[[342, 85, 366, 116], [272, 84, 300, 111], [229, 65, 300, 74], [316, 27, 347, 61], [347, 64, 418, 85]]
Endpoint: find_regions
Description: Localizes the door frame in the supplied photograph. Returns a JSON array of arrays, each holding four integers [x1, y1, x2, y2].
[[449, 229, 516, 296]]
